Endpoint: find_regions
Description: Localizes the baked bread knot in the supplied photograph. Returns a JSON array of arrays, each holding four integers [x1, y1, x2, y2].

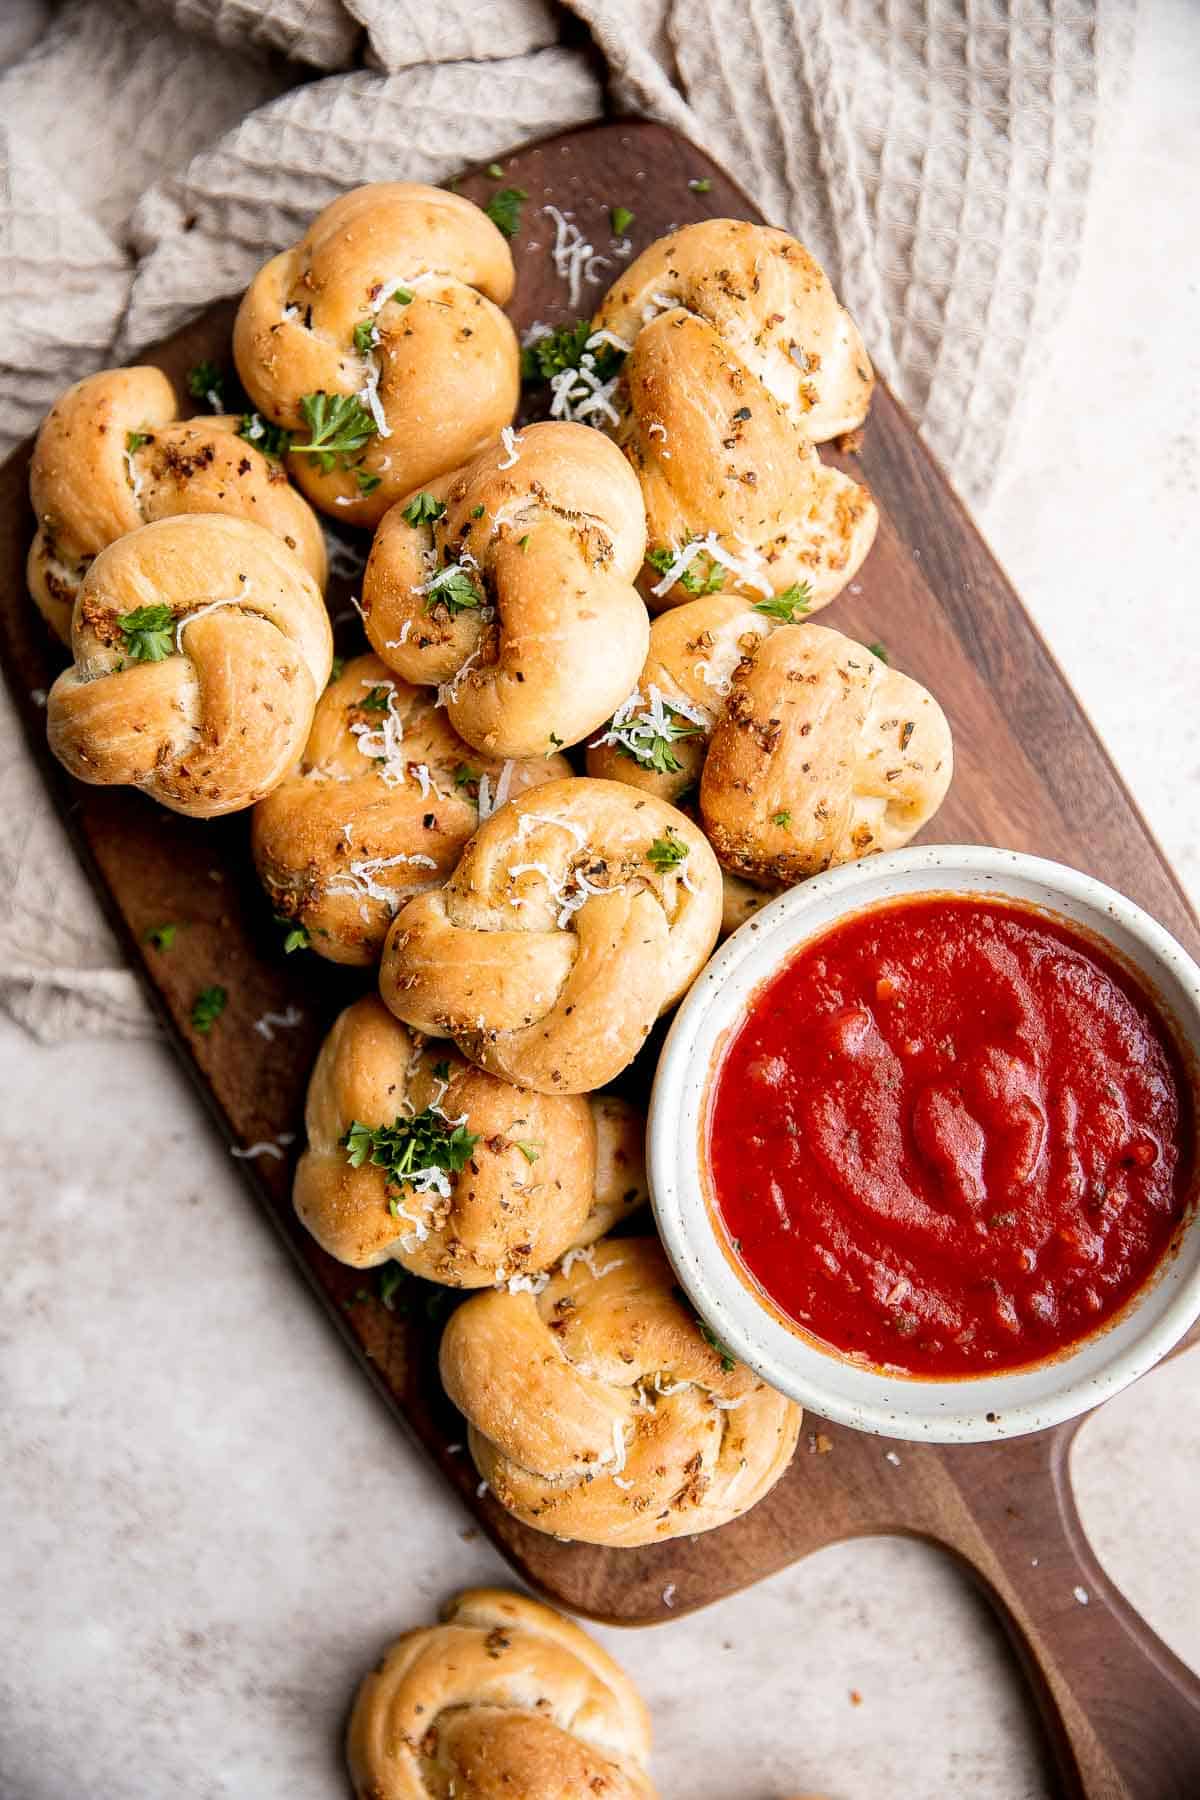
[[233, 182, 519, 526], [440, 1237, 803, 1547], [379, 777, 722, 1094], [347, 1588, 656, 1800], [589, 600, 953, 885], [592, 219, 877, 612], [252, 653, 570, 965], [45, 514, 332, 817], [293, 994, 646, 1285], [27, 366, 327, 643], [362, 421, 650, 758]]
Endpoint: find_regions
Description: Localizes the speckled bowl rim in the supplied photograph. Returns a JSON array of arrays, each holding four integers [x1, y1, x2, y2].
[[648, 845, 1200, 1443]]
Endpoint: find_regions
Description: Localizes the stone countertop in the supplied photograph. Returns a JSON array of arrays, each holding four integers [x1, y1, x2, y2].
[[2, 4, 1198, 1796]]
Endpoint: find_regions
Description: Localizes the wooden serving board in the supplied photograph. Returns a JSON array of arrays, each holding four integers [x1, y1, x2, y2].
[[3, 121, 1199, 1797]]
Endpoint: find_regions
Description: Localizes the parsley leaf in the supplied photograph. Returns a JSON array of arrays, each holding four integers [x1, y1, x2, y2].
[[868, 641, 890, 664], [237, 413, 292, 460], [191, 985, 227, 1035], [359, 685, 393, 712], [647, 831, 689, 872], [484, 186, 528, 238], [688, 177, 712, 194], [547, 731, 564, 752], [291, 391, 377, 473], [401, 492, 447, 527], [425, 566, 484, 615], [275, 915, 310, 954], [454, 763, 480, 790], [513, 1140, 541, 1164], [125, 430, 150, 456], [391, 286, 413, 306], [343, 1109, 482, 1191], [354, 467, 382, 496], [521, 319, 625, 386], [186, 361, 228, 410], [646, 544, 725, 596], [352, 318, 379, 355], [118, 603, 175, 663], [486, 161, 504, 179], [145, 923, 176, 952], [754, 582, 813, 623], [609, 699, 702, 775], [376, 1262, 458, 1322], [771, 810, 792, 828], [611, 204, 634, 235]]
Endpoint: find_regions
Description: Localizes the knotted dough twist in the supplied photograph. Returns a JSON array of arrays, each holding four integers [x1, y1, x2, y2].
[[234, 182, 519, 525], [379, 777, 722, 1094], [363, 420, 650, 758], [46, 514, 332, 817], [348, 1588, 656, 1799], [588, 602, 953, 885], [26, 366, 327, 643], [592, 219, 877, 611], [440, 1238, 803, 1547], [294, 995, 646, 1286], [252, 653, 570, 964]]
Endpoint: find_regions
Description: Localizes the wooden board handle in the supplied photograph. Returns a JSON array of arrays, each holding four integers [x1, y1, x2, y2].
[[932, 1429, 1200, 1796]]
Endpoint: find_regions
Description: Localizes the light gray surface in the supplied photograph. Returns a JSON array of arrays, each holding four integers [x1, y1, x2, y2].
[[2, 4, 1198, 1795]]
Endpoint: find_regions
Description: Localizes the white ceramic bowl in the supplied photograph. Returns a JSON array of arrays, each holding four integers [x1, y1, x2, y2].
[[649, 845, 1200, 1442]]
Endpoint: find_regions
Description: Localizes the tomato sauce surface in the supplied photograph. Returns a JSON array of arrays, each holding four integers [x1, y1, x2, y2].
[[708, 896, 1194, 1376]]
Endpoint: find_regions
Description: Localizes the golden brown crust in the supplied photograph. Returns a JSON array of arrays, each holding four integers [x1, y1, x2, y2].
[[440, 1238, 803, 1546], [27, 366, 326, 643], [378, 777, 722, 1095], [233, 182, 519, 526], [362, 421, 650, 758], [592, 220, 877, 612], [589, 601, 953, 884], [293, 994, 646, 1284], [45, 514, 332, 818], [251, 653, 570, 964], [347, 1587, 656, 1799]]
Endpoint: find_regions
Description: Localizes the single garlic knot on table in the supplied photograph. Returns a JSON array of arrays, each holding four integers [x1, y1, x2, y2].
[[362, 419, 651, 759], [233, 182, 520, 526], [45, 513, 332, 817], [379, 776, 722, 1094]]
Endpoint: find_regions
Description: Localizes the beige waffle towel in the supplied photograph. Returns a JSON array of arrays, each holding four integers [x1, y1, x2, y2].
[[0, 0, 1132, 1039]]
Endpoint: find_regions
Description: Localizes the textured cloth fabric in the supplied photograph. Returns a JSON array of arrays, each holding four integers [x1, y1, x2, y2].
[[0, 0, 1133, 1040]]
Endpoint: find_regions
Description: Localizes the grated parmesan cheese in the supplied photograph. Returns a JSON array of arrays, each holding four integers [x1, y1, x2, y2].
[[543, 205, 612, 309], [326, 851, 437, 913], [253, 1006, 303, 1042], [648, 532, 773, 600], [176, 581, 252, 651], [497, 426, 521, 470], [230, 1141, 284, 1161], [560, 1246, 625, 1279]]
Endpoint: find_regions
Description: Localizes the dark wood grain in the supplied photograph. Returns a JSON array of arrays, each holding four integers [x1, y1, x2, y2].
[[2, 118, 1198, 1799]]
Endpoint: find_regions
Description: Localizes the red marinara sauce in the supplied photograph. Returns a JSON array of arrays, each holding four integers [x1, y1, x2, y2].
[[708, 896, 1194, 1377]]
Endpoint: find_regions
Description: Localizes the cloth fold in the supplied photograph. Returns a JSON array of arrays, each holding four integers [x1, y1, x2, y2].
[[0, 0, 1132, 1041]]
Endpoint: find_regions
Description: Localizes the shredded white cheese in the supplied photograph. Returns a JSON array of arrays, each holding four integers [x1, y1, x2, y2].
[[587, 327, 632, 355], [590, 683, 708, 760], [175, 582, 251, 651], [253, 1006, 303, 1042], [516, 809, 587, 849], [560, 1246, 624, 1279], [662, 1583, 677, 1608], [497, 426, 521, 470], [230, 1141, 284, 1161], [326, 851, 437, 913], [543, 205, 612, 309], [436, 647, 482, 709], [649, 532, 773, 600], [497, 1270, 551, 1296], [547, 354, 622, 428], [710, 1394, 746, 1411], [349, 681, 407, 787]]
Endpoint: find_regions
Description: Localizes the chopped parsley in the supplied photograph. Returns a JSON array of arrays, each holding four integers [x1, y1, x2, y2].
[[376, 1262, 458, 1322], [401, 492, 447, 527], [868, 641, 890, 663], [237, 413, 292, 460], [454, 763, 481, 789], [431, 1060, 452, 1082], [754, 582, 813, 623], [486, 162, 504, 179], [647, 831, 689, 872], [484, 186, 528, 238], [518, 533, 530, 551], [291, 391, 377, 472], [673, 1283, 737, 1371], [771, 811, 792, 828], [610, 204, 634, 235], [547, 731, 564, 752], [354, 467, 382, 496], [326, 655, 345, 687], [425, 566, 485, 615], [609, 700, 701, 775], [277, 916, 310, 954], [521, 319, 625, 386], [647, 544, 724, 596], [144, 923, 176, 952], [125, 430, 150, 456], [343, 1109, 482, 1191], [471, 504, 485, 519], [186, 360, 228, 410], [688, 177, 712, 194], [352, 318, 379, 355], [117, 603, 174, 663], [190, 985, 227, 1035], [391, 286, 414, 306], [513, 1141, 541, 1165]]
